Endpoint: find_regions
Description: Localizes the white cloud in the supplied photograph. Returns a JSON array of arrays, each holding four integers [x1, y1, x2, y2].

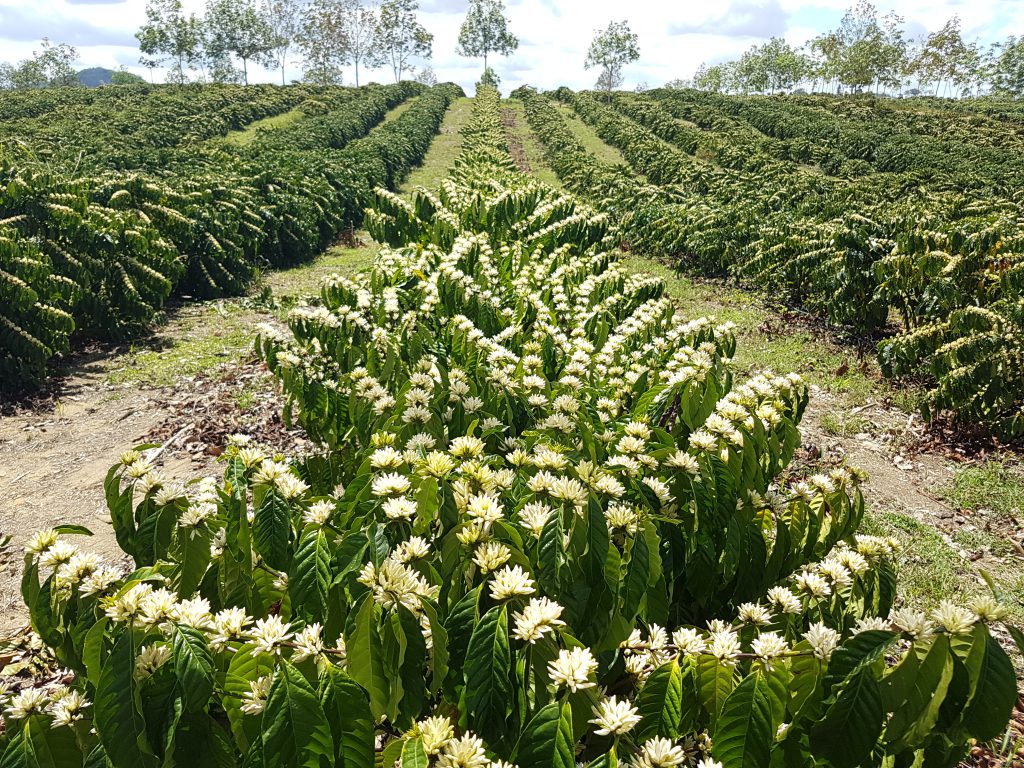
[[0, 0, 1018, 91]]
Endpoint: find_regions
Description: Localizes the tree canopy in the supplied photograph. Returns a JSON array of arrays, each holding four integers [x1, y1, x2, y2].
[[456, 0, 518, 74]]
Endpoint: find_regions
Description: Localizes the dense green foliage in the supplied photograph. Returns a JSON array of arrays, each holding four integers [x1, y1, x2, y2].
[[0, 81, 462, 391], [7, 87, 1018, 768], [516, 86, 1024, 438]]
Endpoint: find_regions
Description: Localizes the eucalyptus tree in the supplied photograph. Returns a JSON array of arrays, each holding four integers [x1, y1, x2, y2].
[[376, 0, 433, 82], [136, 0, 203, 83], [585, 20, 640, 99], [338, 0, 385, 86], [456, 0, 518, 75], [298, 0, 351, 85], [205, 0, 277, 84], [991, 36, 1024, 97], [0, 40, 79, 88], [261, 0, 307, 84]]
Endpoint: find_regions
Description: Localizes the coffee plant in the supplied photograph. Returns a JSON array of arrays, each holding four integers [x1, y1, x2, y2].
[[5, 87, 1017, 768]]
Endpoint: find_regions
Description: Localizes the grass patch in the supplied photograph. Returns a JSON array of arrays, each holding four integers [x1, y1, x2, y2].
[[552, 102, 631, 168], [401, 97, 475, 193], [820, 412, 873, 437], [862, 510, 983, 608], [945, 460, 1024, 518], [863, 508, 1024, 624], [503, 99, 563, 189], [383, 97, 417, 123], [106, 303, 254, 388], [264, 239, 378, 302], [222, 108, 304, 146]]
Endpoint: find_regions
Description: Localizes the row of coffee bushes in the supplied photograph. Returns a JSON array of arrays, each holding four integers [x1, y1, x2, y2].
[[517, 87, 1023, 438], [0, 82, 463, 392]]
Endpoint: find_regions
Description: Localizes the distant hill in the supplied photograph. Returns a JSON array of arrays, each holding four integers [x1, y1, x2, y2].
[[78, 67, 114, 87], [77, 67, 146, 87]]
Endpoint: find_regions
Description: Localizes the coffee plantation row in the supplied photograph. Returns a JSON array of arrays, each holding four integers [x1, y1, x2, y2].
[[1, 81, 462, 391], [5, 86, 1017, 768], [514, 87, 1024, 439]]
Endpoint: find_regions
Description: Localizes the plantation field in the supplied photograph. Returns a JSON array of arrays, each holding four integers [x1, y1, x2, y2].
[[1, 85, 1023, 767]]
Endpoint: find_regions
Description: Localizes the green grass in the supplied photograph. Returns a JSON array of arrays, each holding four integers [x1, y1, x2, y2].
[[503, 100, 563, 189], [552, 102, 631, 167], [820, 412, 873, 437], [106, 303, 255, 388], [383, 97, 417, 123], [401, 97, 475, 193], [264, 240, 377, 301], [222, 108, 304, 146], [945, 460, 1024, 519]]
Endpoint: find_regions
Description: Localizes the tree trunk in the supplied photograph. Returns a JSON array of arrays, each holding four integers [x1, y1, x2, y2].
[[243, 57, 249, 85], [484, 50, 488, 74], [355, 58, 360, 87]]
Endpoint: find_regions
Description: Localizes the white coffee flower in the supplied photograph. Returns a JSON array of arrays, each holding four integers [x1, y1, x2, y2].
[[241, 675, 272, 715], [636, 737, 687, 768], [489, 565, 535, 601], [416, 714, 455, 755], [804, 622, 840, 661], [512, 597, 565, 643], [293, 623, 324, 661], [134, 644, 172, 681], [437, 732, 488, 768], [590, 695, 642, 736], [548, 647, 598, 692], [248, 615, 292, 655], [930, 600, 976, 634]]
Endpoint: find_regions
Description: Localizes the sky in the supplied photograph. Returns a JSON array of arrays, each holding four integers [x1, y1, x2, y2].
[[1, 0, 1022, 92]]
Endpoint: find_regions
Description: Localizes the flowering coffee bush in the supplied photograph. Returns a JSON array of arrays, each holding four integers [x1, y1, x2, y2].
[[5, 88, 1018, 768]]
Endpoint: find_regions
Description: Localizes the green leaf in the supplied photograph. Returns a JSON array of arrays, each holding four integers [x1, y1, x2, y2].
[[635, 659, 684, 740], [320, 666, 374, 768], [252, 489, 292, 571], [94, 630, 158, 768], [289, 526, 332, 624], [514, 701, 575, 768], [399, 739, 428, 768], [713, 670, 774, 768], [961, 626, 1017, 742], [465, 605, 512, 739], [697, 654, 737, 728], [170, 624, 215, 713], [0, 716, 83, 768], [261, 663, 334, 768], [810, 666, 884, 768], [884, 634, 953, 750], [418, 598, 449, 695], [345, 596, 388, 720]]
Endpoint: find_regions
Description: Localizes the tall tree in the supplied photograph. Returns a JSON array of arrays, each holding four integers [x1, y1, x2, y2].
[[136, 0, 203, 83], [337, 0, 384, 86], [376, 0, 432, 82], [298, 0, 351, 84], [262, 0, 307, 85], [205, 0, 277, 84], [0, 39, 79, 89], [414, 65, 437, 85], [991, 36, 1024, 98], [584, 20, 640, 99], [456, 0, 517, 75]]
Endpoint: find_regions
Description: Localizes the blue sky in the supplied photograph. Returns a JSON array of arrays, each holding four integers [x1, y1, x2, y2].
[[1, 0, 1021, 91]]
